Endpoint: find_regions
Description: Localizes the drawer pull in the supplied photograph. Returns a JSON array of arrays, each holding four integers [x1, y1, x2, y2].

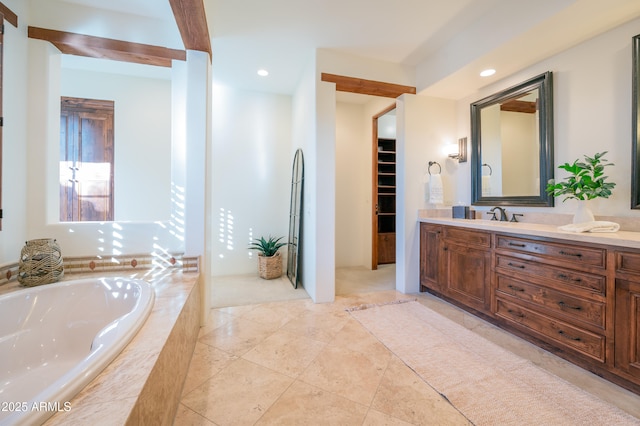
[[508, 242, 526, 248], [507, 284, 525, 292], [557, 273, 582, 283], [507, 309, 525, 318], [559, 250, 583, 258], [558, 330, 582, 342], [507, 262, 525, 269], [558, 301, 582, 311]]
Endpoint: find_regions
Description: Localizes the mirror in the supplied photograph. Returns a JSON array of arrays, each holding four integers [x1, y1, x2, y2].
[[471, 71, 554, 206], [632, 34, 640, 209], [287, 148, 304, 289]]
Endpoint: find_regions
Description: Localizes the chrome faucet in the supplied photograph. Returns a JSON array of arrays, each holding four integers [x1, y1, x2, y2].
[[488, 206, 508, 222]]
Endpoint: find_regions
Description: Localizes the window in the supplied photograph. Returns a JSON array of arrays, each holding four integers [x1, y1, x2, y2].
[[59, 97, 114, 222]]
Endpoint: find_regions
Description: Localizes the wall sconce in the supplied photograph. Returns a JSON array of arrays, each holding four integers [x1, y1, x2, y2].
[[447, 137, 467, 163]]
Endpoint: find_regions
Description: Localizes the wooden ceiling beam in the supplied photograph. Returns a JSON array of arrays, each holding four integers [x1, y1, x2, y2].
[[0, 2, 17, 28], [321, 73, 416, 98], [168, 0, 212, 58], [27, 26, 186, 68]]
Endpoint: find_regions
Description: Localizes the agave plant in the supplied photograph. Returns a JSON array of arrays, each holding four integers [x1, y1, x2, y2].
[[248, 235, 287, 257], [545, 151, 616, 201]]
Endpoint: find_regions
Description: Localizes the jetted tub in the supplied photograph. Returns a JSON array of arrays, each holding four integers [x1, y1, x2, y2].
[[0, 277, 154, 425]]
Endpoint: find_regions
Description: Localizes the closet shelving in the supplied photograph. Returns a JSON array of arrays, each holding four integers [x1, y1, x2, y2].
[[376, 138, 396, 264]]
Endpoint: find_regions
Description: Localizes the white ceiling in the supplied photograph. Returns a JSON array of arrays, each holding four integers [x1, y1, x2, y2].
[[55, 0, 640, 100], [59, 0, 175, 20]]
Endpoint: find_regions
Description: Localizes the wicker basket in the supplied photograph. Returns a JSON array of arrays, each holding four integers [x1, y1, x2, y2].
[[258, 252, 282, 280], [18, 239, 64, 287]]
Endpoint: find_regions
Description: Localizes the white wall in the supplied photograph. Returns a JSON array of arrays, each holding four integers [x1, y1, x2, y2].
[[314, 79, 337, 303], [210, 85, 292, 276], [292, 56, 320, 301], [60, 66, 172, 222], [335, 102, 368, 268], [454, 17, 640, 218], [25, 39, 184, 258], [396, 94, 456, 294], [0, 0, 29, 265]]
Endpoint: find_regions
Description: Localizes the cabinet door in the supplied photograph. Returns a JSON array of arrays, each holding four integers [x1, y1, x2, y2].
[[615, 278, 640, 380], [443, 240, 491, 312], [377, 233, 396, 264], [420, 223, 441, 291]]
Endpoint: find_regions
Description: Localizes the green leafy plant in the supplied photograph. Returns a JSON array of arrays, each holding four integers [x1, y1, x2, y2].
[[248, 235, 287, 257], [545, 151, 616, 201]]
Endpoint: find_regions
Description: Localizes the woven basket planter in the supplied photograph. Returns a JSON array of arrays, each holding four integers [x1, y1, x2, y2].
[[258, 252, 282, 280], [18, 238, 64, 287]]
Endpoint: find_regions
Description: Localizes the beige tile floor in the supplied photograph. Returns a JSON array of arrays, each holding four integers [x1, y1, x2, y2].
[[175, 265, 640, 425]]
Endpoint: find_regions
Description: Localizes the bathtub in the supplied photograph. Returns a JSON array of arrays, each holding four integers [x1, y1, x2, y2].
[[0, 277, 154, 426]]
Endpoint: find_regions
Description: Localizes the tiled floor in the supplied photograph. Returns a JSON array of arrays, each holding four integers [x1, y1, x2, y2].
[[174, 266, 640, 425]]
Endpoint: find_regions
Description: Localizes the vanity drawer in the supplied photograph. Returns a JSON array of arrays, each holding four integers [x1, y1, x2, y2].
[[443, 227, 491, 247], [495, 235, 606, 269], [496, 275, 605, 329], [615, 251, 640, 275], [495, 255, 606, 294], [496, 298, 605, 362]]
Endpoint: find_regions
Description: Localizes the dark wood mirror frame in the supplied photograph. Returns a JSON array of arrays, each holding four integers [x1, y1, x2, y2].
[[470, 71, 554, 207], [631, 34, 640, 209]]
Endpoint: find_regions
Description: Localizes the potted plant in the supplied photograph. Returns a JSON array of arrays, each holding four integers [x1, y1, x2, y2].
[[248, 235, 287, 279], [545, 151, 616, 223]]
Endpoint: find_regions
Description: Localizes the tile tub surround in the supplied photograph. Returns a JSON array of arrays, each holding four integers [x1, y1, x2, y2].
[[39, 270, 201, 425], [0, 252, 190, 294]]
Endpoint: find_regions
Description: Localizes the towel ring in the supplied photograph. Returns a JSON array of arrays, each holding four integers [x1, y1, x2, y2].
[[482, 163, 492, 176], [428, 161, 441, 175]]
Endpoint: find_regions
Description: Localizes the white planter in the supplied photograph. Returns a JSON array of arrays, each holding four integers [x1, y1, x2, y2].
[[573, 200, 595, 224]]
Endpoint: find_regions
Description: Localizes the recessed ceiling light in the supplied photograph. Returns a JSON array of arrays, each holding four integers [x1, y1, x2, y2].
[[257, 69, 269, 77], [480, 69, 496, 77]]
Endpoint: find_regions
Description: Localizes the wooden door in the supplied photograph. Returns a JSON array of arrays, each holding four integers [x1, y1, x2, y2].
[[371, 104, 396, 269], [60, 97, 114, 222]]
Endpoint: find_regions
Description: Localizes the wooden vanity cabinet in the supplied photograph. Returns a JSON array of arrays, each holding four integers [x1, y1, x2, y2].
[[419, 223, 491, 314], [614, 251, 640, 382]]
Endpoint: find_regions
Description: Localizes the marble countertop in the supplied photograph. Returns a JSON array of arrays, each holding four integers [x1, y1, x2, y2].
[[418, 216, 640, 250]]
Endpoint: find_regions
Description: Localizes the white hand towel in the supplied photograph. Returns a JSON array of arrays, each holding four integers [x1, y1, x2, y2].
[[429, 174, 444, 204], [482, 175, 491, 196], [558, 221, 620, 233]]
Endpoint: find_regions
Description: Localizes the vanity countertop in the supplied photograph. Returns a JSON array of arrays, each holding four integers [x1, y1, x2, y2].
[[418, 216, 640, 250]]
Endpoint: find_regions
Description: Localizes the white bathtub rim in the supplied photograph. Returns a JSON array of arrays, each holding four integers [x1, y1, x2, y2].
[[0, 277, 155, 426]]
